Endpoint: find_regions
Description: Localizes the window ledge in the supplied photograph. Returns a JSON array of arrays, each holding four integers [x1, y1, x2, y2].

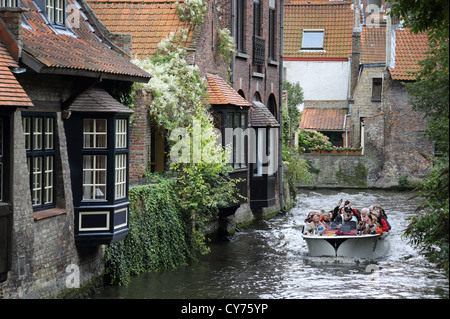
[[252, 72, 265, 79], [34, 208, 67, 221], [236, 52, 250, 60], [268, 60, 279, 67]]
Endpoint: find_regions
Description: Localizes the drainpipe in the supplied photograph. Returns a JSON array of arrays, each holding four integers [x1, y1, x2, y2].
[[230, 0, 235, 88], [278, 0, 285, 212]]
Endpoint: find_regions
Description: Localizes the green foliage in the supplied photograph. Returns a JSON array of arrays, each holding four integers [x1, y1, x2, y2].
[[396, 1, 449, 276], [282, 145, 313, 198], [390, 0, 449, 41], [282, 81, 303, 147], [397, 175, 410, 190], [104, 178, 196, 286], [282, 81, 312, 197], [298, 129, 330, 152]]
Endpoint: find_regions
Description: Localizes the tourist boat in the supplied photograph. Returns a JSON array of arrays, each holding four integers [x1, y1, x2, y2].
[[301, 224, 390, 259]]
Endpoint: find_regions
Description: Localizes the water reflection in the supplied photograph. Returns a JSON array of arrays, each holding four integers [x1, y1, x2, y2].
[[95, 189, 449, 299]]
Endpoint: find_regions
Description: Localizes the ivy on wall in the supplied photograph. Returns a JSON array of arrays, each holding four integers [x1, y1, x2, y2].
[[105, 178, 196, 286]]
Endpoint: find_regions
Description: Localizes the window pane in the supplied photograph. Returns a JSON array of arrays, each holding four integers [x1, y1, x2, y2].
[[45, 156, 54, 204], [83, 155, 107, 200], [83, 119, 107, 148], [23, 117, 31, 151], [45, 117, 54, 150], [33, 157, 43, 206], [302, 31, 325, 49], [33, 118, 43, 150]]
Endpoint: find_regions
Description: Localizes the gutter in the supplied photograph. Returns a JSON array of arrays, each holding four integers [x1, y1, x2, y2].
[[230, 0, 235, 88]]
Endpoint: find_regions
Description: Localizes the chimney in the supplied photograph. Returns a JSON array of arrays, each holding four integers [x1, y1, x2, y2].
[[350, 0, 361, 94], [0, 6, 26, 60]]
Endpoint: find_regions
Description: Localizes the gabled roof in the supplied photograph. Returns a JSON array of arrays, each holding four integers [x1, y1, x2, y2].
[[206, 73, 251, 107], [389, 28, 429, 81], [284, 0, 354, 59], [299, 108, 349, 131], [86, 0, 193, 59], [19, 0, 150, 82], [361, 25, 386, 64], [0, 41, 33, 108]]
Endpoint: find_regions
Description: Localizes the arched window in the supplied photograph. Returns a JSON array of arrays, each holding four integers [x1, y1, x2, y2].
[[268, 94, 277, 120]]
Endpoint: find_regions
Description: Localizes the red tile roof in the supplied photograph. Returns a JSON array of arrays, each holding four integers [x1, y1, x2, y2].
[[389, 28, 429, 81], [284, 1, 354, 59], [0, 42, 33, 107], [86, 0, 193, 59], [299, 108, 349, 130], [206, 73, 252, 107], [361, 25, 386, 64], [19, 0, 150, 82]]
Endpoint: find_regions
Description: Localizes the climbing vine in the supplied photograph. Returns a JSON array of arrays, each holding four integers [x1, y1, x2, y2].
[[104, 178, 196, 286], [133, 29, 209, 131]]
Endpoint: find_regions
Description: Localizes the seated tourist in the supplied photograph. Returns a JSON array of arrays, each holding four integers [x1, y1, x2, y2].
[[304, 214, 326, 235]]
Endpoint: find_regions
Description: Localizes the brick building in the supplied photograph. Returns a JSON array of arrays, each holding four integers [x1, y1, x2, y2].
[[0, 0, 150, 298]]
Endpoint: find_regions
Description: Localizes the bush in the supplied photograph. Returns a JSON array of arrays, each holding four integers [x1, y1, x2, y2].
[[298, 129, 330, 152], [104, 178, 196, 286]]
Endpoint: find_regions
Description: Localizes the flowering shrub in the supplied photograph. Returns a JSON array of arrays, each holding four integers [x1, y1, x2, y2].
[[133, 29, 209, 131], [217, 28, 236, 62], [176, 0, 208, 26]]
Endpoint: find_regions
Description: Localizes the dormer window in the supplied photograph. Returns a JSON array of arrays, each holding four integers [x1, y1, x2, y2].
[[46, 0, 64, 24], [301, 29, 325, 50], [0, 0, 18, 7]]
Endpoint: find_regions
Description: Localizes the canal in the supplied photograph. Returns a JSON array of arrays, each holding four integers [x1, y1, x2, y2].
[[94, 189, 449, 299]]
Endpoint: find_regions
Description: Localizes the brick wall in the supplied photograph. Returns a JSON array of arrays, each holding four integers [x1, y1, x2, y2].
[[381, 79, 433, 185], [350, 66, 385, 146], [0, 110, 105, 299], [129, 91, 151, 181]]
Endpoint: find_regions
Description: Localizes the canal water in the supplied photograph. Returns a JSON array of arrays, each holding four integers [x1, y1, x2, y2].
[[94, 189, 449, 299]]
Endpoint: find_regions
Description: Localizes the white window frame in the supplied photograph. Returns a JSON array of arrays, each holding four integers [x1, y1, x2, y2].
[[83, 119, 107, 149], [301, 29, 325, 50], [114, 154, 127, 200], [46, 0, 64, 24], [79, 211, 110, 232], [115, 119, 127, 149]]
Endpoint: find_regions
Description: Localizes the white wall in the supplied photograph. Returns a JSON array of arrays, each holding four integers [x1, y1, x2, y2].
[[284, 60, 351, 101]]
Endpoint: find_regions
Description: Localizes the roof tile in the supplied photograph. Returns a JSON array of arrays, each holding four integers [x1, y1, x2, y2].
[[389, 28, 429, 81], [206, 73, 252, 107], [18, 0, 150, 81], [284, 1, 354, 59], [299, 108, 347, 130], [87, 0, 193, 59]]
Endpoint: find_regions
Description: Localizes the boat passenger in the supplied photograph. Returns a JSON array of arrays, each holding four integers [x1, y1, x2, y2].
[[304, 214, 326, 235], [344, 200, 361, 221], [304, 212, 315, 224], [320, 211, 332, 223], [369, 212, 384, 234], [373, 205, 391, 230], [357, 208, 376, 234]]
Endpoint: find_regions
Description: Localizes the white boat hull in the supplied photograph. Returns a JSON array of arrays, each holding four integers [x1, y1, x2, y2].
[[302, 233, 389, 259]]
